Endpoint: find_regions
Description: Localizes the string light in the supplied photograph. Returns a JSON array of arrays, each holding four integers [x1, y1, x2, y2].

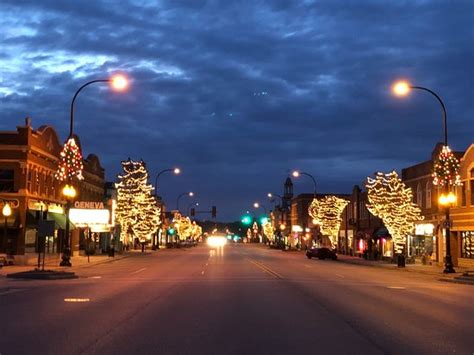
[[115, 159, 161, 245], [432, 145, 461, 187], [55, 137, 84, 182], [366, 171, 423, 254], [308, 195, 349, 247]]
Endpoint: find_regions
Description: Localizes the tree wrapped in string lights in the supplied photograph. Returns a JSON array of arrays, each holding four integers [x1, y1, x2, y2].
[[173, 212, 193, 240], [115, 159, 161, 245], [366, 171, 423, 254], [308, 196, 349, 247], [432, 145, 461, 187], [55, 137, 84, 182], [262, 219, 274, 242]]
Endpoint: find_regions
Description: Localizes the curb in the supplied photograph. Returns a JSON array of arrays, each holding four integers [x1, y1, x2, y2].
[[335, 257, 450, 277], [7, 270, 77, 280], [439, 278, 474, 286]]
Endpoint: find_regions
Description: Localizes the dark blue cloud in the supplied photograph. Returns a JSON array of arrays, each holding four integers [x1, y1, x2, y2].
[[1, 0, 473, 220]]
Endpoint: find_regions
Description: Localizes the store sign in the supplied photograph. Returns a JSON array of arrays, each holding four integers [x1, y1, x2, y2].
[[292, 225, 303, 232], [73, 201, 105, 209], [69, 208, 110, 226], [415, 223, 434, 236]]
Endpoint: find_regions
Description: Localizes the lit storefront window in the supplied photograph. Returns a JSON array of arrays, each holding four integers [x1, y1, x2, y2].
[[461, 231, 474, 259]]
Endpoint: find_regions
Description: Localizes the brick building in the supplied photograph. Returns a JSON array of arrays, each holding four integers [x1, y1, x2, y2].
[[0, 118, 107, 264], [402, 143, 473, 267]]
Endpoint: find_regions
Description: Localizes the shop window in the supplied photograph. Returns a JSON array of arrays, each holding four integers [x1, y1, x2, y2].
[[0, 169, 15, 192], [416, 183, 422, 208], [461, 231, 474, 259], [425, 182, 432, 209]]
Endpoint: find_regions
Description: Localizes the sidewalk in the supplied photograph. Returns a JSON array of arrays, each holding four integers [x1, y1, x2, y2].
[[0, 253, 132, 277], [336, 254, 470, 277]]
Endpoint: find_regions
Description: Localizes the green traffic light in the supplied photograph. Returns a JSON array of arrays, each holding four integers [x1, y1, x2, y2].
[[259, 217, 269, 225], [168, 228, 175, 235], [241, 215, 252, 225]]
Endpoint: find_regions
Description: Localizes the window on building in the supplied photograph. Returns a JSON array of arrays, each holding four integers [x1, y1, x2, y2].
[[417, 183, 423, 208], [27, 170, 32, 192], [461, 231, 474, 259], [462, 183, 466, 206], [45, 175, 50, 197], [39, 172, 45, 195], [470, 169, 474, 206], [35, 171, 40, 194], [426, 182, 432, 209], [0, 169, 15, 192]]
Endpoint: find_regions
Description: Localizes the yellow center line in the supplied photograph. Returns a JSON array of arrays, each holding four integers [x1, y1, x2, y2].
[[246, 258, 283, 279]]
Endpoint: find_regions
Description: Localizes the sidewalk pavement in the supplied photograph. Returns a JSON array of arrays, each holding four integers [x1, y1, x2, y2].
[[336, 254, 471, 278], [0, 253, 132, 277]]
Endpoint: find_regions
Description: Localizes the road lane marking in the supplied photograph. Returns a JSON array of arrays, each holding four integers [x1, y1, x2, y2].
[[64, 298, 90, 302], [130, 268, 147, 274], [89, 276, 102, 279], [387, 286, 406, 290], [246, 258, 283, 279], [335, 274, 345, 278]]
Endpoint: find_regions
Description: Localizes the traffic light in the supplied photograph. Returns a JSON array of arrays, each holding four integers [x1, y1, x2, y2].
[[168, 227, 175, 235], [211, 206, 217, 218], [190, 208, 195, 217], [259, 216, 269, 225], [241, 215, 252, 225]]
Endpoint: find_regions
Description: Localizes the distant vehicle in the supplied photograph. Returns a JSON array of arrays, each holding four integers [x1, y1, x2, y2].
[[306, 247, 337, 260], [207, 233, 227, 247]]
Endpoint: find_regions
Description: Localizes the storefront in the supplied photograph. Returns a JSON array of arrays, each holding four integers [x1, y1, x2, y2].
[[409, 223, 437, 262], [69, 200, 115, 254], [25, 199, 71, 255], [460, 231, 474, 259]]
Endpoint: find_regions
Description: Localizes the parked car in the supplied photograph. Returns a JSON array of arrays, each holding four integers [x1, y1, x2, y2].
[[306, 247, 337, 260]]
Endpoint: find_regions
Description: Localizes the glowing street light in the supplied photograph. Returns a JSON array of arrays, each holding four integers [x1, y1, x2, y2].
[[154, 167, 181, 197], [176, 191, 195, 212], [292, 170, 317, 196], [392, 80, 411, 96]]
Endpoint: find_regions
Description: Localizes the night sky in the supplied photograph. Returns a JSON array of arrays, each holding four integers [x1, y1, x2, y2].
[[1, 1, 473, 221]]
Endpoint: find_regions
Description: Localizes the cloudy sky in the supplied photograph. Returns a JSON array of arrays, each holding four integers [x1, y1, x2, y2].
[[1, 0, 473, 220]]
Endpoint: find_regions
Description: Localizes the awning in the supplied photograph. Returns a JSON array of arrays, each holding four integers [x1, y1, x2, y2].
[[48, 212, 75, 230], [374, 227, 390, 239]]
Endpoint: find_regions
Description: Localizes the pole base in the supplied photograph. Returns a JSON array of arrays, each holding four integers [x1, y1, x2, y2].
[[443, 256, 456, 273], [60, 248, 72, 267]]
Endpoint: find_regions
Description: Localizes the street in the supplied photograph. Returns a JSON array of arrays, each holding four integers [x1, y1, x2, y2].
[[1, 244, 473, 355]]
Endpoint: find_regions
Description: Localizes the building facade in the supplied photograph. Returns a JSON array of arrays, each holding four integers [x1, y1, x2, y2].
[[451, 143, 474, 267], [402, 143, 471, 267], [0, 118, 107, 264]]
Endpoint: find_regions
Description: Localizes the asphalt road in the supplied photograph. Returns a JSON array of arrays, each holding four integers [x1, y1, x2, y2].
[[1, 244, 473, 355]]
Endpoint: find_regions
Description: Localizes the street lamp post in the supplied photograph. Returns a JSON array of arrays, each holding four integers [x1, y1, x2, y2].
[[176, 192, 194, 213], [188, 202, 199, 216], [154, 168, 181, 197], [60, 184, 76, 267], [253, 202, 268, 243], [153, 167, 180, 250], [59, 74, 128, 267], [393, 80, 455, 273], [2, 202, 12, 256], [292, 171, 317, 196]]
